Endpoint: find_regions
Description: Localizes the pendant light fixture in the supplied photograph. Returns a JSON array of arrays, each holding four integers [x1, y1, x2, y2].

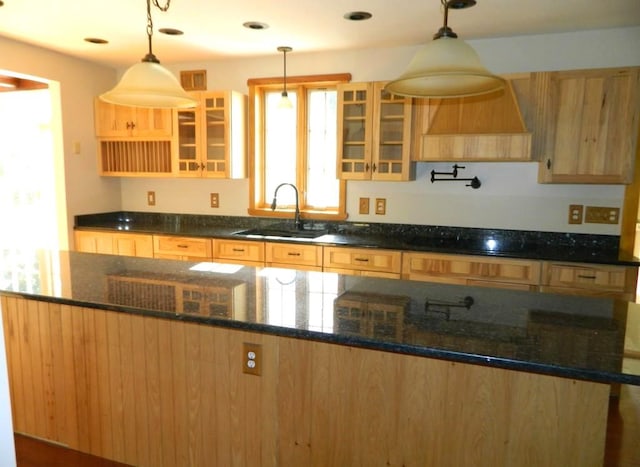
[[100, 0, 197, 108], [277, 46, 293, 109], [385, 0, 505, 98]]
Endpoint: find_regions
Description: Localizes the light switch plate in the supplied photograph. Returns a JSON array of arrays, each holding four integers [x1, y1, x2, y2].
[[359, 197, 370, 215], [585, 206, 620, 224]]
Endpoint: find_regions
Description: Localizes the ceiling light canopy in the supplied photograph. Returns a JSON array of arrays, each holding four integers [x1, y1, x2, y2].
[[385, 0, 505, 99], [99, 0, 197, 109]]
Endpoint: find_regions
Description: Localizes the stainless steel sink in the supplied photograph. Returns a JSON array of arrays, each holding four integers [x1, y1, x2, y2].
[[232, 227, 328, 240]]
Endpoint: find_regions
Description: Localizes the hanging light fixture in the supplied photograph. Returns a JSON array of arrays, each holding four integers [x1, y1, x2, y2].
[[385, 0, 505, 98], [100, 0, 197, 108], [277, 46, 293, 109]]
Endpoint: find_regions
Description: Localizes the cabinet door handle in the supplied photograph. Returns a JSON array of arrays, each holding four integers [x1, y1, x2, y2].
[[577, 274, 597, 279], [372, 163, 377, 172], [354, 257, 369, 262], [365, 163, 370, 172], [546, 158, 551, 170], [287, 252, 301, 256], [127, 121, 136, 130]]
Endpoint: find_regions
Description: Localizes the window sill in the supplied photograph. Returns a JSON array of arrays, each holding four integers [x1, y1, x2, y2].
[[248, 207, 347, 221]]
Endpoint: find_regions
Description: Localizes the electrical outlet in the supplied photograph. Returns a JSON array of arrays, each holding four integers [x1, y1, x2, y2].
[[568, 204, 583, 224], [242, 342, 262, 376], [585, 206, 620, 224], [375, 198, 386, 215], [210, 193, 219, 208], [359, 197, 370, 215], [147, 191, 156, 206]]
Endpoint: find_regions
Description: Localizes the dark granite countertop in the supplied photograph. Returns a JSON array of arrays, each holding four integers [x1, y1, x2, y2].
[[1, 249, 639, 386], [75, 211, 640, 266]]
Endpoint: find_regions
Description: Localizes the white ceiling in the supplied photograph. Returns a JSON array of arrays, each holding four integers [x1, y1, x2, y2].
[[1, 0, 639, 68]]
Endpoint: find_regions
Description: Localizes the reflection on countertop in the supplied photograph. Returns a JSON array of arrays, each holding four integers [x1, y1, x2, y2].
[[0, 248, 638, 386]]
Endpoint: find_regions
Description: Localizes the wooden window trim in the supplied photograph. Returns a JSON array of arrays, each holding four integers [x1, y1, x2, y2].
[[247, 73, 351, 221]]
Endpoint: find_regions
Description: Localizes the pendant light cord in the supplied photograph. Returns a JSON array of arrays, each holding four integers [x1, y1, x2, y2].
[[283, 49, 288, 95], [143, 0, 172, 64]]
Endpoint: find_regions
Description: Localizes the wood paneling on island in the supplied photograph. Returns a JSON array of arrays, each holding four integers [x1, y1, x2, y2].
[[1, 295, 609, 467]]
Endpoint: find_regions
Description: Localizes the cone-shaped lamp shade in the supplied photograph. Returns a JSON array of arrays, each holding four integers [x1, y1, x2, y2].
[[385, 36, 505, 98], [100, 61, 198, 108]]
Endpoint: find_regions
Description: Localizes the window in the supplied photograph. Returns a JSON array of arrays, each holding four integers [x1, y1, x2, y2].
[[248, 74, 350, 220]]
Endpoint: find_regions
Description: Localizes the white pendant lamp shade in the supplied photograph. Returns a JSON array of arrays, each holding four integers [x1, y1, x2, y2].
[[386, 0, 505, 99], [100, 61, 197, 108], [278, 92, 293, 109], [385, 36, 505, 98]]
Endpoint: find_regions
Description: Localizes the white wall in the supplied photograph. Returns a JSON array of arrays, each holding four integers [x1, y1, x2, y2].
[[118, 26, 640, 234]]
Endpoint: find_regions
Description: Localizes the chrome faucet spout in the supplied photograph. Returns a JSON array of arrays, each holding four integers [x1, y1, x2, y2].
[[271, 183, 302, 230]]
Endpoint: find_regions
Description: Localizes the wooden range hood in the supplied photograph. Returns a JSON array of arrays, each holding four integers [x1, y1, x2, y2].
[[411, 76, 533, 162]]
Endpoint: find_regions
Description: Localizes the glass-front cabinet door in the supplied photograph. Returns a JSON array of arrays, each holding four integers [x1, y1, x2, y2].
[[176, 102, 202, 176], [174, 91, 246, 179], [336, 83, 373, 180], [372, 82, 414, 181], [202, 93, 228, 177]]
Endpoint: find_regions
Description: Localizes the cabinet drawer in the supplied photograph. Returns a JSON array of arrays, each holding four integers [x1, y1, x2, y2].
[[75, 230, 154, 258], [265, 242, 322, 269], [541, 262, 637, 298], [153, 235, 212, 259], [402, 252, 541, 286], [213, 239, 265, 265], [323, 247, 402, 274]]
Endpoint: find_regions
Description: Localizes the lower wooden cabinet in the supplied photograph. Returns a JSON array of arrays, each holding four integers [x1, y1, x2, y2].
[[213, 238, 265, 266], [75, 230, 154, 258], [402, 252, 541, 291], [153, 235, 212, 261], [323, 246, 402, 279], [540, 261, 638, 300], [265, 242, 323, 271]]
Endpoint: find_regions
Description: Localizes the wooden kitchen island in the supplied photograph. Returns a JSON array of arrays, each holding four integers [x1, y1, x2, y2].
[[1, 250, 638, 467]]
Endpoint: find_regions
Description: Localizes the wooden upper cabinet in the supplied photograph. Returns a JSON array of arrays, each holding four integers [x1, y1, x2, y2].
[[337, 82, 415, 181], [411, 78, 532, 162], [94, 99, 173, 138], [537, 67, 640, 184], [175, 90, 247, 179]]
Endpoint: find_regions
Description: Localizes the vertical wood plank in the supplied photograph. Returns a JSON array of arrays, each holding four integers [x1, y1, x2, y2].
[[157, 318, 176, 467], [170, 321, 188, 467], [184, 322, 202, 467], [60, 305, 79, 449], [130, 315, 150, 466], [117, 313, 138, 465], [144, 316, 163, 467], [106, 312, 125, 461], [2, 297, 26, 434]]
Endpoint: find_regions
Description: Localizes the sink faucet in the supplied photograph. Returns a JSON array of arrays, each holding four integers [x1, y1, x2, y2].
[[271, 183, 302, 230]]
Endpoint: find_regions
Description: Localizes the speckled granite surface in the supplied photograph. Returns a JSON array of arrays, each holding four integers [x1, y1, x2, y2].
[[75, 211, 639, 265], [1, 249, 638, 386]]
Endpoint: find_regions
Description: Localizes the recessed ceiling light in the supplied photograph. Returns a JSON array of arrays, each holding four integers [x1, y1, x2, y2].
[[159, 28, 184, 36], [84, 37, 109, 44], [243, 21, 269, 30], [344, 11, 372, 21]]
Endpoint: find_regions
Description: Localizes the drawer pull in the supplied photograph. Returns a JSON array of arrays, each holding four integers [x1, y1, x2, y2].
[[354, 257, 369, 262], [287, 252, 301, 256], [577, 274, 597, 279], [177, 244, 189, 248], [232, 248, 245, 252]]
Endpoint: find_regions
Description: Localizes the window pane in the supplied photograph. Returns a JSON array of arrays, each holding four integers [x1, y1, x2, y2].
[[264, 90, 297, 206], [306, 89, 338, 208]]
